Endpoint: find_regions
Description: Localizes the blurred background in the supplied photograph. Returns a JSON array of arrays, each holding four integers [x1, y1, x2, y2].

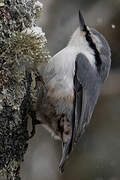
[[22, 0, 120, 180]]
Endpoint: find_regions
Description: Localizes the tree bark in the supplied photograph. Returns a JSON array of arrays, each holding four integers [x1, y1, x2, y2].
[[0, 0, 50, 179]]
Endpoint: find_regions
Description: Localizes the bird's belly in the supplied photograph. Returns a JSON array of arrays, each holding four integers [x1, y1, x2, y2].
[[37, 89, 72, 143], [47, 78, 74, 104], [36, 76, 73, 142]]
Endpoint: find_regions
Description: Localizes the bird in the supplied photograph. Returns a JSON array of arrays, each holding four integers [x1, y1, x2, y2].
[[36, 10, 111, 173]]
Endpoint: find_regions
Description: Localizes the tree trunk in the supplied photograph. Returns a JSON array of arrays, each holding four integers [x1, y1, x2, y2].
[[0, 0, 50, 179]]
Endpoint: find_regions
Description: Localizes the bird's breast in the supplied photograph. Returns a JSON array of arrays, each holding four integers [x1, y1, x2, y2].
[[47, 76, 74, 105]]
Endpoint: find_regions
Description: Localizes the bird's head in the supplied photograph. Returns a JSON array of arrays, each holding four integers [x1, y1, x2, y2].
[[78, 10, 101, 48], [79, 10, 111, 75], [68, 10, 111, 77], [68, 10, 93, 50]]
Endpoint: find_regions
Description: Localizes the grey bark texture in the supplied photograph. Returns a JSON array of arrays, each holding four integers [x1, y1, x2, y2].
[[0, 0, 50, 179]]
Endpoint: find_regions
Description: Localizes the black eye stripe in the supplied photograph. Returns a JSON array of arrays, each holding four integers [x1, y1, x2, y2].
[[84, 27, 102, 72]]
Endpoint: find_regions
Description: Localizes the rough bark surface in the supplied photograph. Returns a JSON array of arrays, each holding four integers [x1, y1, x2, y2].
[[0, 0, 50, 179]]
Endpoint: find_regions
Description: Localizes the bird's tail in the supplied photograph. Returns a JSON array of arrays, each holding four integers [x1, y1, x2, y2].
[[59, 137, 73, 173]]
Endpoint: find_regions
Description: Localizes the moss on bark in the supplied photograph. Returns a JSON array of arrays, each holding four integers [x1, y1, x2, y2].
[[0, 0, 50, 179]]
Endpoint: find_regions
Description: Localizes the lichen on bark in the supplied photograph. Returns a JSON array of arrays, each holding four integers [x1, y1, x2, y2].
[[0, 0, 50, 179]]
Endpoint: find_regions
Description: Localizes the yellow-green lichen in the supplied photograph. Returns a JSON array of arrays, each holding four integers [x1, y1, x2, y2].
[[0, 0, 4, 5], [34, 1, 43, 19], [1, 31, 50, 82], [0, 2, 4, 7], [5, 31, 49, 63]]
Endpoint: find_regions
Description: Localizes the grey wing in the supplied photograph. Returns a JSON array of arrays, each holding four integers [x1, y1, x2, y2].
[[59, 53, 102, 172], [74, 53, 102, 143]]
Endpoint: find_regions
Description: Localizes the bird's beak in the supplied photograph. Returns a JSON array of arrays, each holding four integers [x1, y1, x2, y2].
[[79, 10, 87, 32]]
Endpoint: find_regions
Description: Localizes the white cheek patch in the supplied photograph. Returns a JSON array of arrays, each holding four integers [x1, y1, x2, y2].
[[84, 50, 96, 69]]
